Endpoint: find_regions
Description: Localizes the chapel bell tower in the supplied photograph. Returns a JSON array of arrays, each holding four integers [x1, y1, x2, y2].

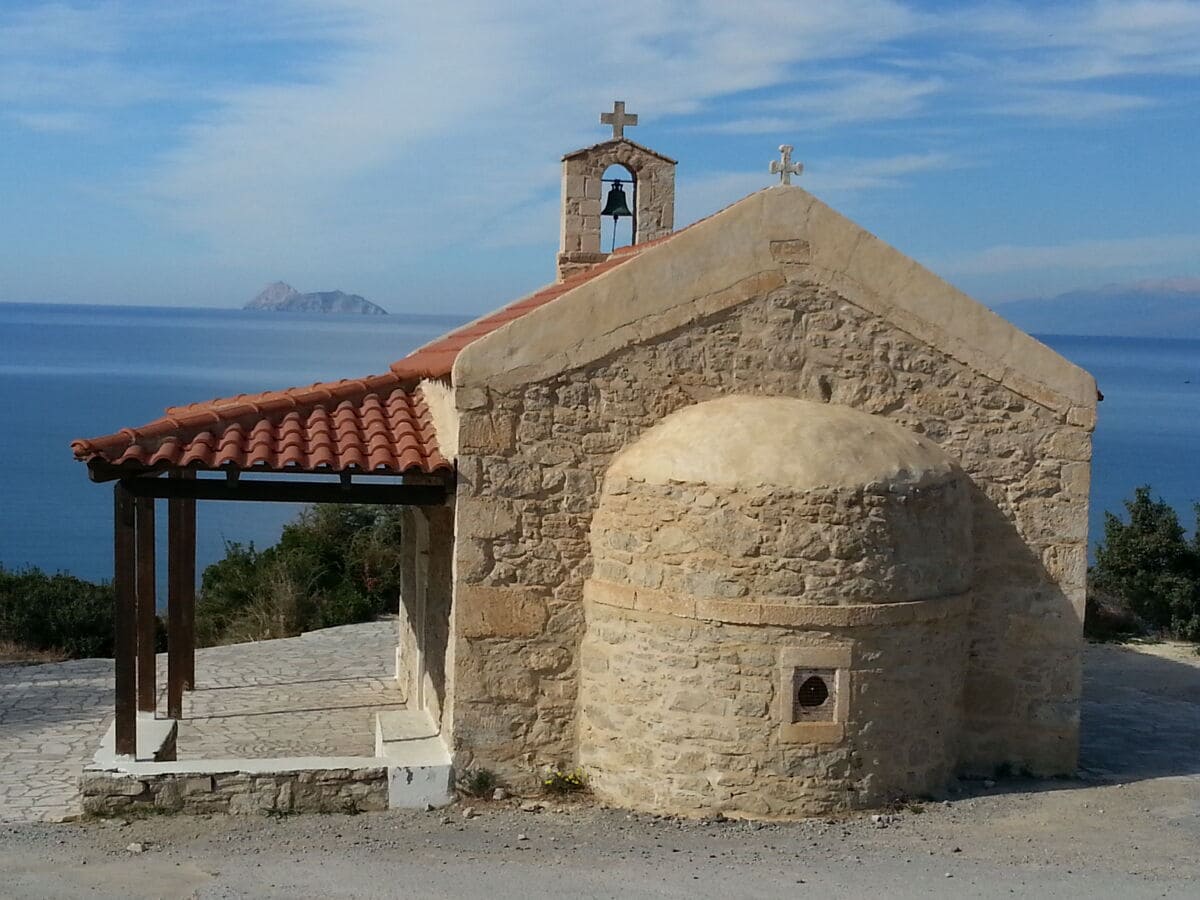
[[557, 101, 677, 281]]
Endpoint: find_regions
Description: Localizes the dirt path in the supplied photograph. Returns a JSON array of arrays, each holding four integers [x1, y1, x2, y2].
[[0, 640, 1197, 898]]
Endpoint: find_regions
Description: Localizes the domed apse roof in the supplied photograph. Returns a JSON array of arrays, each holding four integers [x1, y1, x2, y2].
[[606, 396, 959, 492]]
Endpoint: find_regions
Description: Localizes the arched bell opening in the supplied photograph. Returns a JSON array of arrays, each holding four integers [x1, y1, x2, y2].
[[600, 164, 636, 253]]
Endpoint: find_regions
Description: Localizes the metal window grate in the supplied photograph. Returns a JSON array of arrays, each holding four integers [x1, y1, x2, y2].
[[795, 675, 829, 708], [791, 668, 836, 722]]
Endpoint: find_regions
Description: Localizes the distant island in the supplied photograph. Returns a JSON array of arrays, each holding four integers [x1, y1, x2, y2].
[[244, 281, 388, 315], [993, 277, 1200, 339]]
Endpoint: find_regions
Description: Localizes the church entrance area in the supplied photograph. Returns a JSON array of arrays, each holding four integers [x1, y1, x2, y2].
[[77, 478, 456, 818]]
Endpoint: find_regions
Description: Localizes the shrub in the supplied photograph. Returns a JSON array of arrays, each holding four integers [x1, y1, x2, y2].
[[0, 566, 115, 658], [1090, 486, 1200, 642], [542, 767, 588, 795], [1083, 585, 1145, 641], [196, 504, 406, 646], [457, 767, 499, 798]]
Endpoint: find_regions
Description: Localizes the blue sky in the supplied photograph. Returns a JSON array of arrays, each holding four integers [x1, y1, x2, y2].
[[0, 0, 1197, 314]]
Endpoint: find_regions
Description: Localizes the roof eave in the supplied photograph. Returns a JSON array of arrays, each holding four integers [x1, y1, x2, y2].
[[562, 137, 677, 165]]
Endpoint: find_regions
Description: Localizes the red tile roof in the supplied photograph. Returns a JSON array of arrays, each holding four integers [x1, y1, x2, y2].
[[71, 377, 450, 477], [73, 237, 671, 477], [390, 245, 650, 380]]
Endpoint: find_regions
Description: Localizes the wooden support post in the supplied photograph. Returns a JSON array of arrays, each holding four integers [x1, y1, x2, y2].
[[168, 480, 186, 720], [180, 471, 196, 691], [135, 496, 156, 714], [113, 482, 137, 756]]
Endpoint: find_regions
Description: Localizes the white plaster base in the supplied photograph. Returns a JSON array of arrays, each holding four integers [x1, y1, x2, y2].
[[93, 713, 177, 765], [375, 710, 454, 810]]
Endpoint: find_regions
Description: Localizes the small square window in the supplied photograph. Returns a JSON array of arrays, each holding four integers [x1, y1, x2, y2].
[[778, 647, 850, 745]]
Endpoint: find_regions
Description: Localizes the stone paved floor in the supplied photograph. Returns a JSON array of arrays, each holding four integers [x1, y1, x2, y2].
[[0, 619, 401, 824], [1079, 639, 1200, 782], [0, 656, 112, 823], [166, 621, 403, 760], [2, 633, 1197, 826]]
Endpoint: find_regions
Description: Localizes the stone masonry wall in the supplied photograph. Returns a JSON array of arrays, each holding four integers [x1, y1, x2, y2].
[[396, 505, 455, 733], [590, 477, 972, 607], [450, 279, 1092, 784], [579, 599, 969, 818], [396, 507, 426, 705], [80, 766, 387, 816]]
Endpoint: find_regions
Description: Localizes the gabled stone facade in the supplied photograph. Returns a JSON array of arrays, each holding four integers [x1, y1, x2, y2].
[[428, 185, 1097, 818]]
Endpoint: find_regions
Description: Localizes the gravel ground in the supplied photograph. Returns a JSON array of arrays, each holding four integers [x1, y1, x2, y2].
[[0, 639, 1196, 898], [1, 783, 1196, 899]]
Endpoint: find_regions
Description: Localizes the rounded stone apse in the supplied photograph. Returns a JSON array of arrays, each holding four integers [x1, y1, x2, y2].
[[578, 396, 974, 818]]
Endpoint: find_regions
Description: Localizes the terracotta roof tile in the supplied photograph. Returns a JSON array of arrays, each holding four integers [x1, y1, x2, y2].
[[72, 378, 451, 478], [390, 250, 643, 381]]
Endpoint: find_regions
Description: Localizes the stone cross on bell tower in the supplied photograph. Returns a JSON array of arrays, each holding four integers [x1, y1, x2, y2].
[[601, 100, 638, 139], [557, 101, 677, 282]]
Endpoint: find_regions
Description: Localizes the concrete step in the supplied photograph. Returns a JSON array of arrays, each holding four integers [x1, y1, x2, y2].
[[374, 709, 453, 809]]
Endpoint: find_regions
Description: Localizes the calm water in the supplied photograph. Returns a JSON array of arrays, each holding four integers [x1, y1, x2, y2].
[[0, 303, 467, 584], [0, 303, 1197, 582]]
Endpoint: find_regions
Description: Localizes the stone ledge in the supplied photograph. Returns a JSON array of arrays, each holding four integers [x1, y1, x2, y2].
[[375, 710, 455, 810], [81, 708, 456, 817], [779, 722, 845, 745], [80, 758, 389, 817], [584, 579, 969, 627]]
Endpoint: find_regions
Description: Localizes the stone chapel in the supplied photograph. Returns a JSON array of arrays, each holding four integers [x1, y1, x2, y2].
[[74, 103, 1098, 819]]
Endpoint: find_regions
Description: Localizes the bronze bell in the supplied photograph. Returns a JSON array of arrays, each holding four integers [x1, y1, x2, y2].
[[601, 181, 633, 218]]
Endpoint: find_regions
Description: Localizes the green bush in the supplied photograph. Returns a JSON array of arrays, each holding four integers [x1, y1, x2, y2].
[[0, 566, 115, 658], [1090, 486, 1200, 641], [196, 504, 405, 646]]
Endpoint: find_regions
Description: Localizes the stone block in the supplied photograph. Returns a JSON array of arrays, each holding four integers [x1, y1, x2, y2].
[[1066, 406, 1096, 430], [459, 412, 517, 454], [769, 239, 812, 265], [563, 174, 586, 197], [181, 775, 214, 795], [462, 499, 519, 539], [458, 585, 550, 638]]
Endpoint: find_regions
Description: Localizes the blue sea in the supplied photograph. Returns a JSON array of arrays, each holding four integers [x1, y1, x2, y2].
[[0, 303, 467, 585], [1, 302, 1198, 583]]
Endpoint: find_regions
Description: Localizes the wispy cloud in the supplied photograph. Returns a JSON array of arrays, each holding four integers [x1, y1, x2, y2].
[[988, 88, 1157, 120], [938, 233, 1200, 277], [948, 0, 1200, 75], [131, 0, 930, 266], [677, 151, 957, 226], [2, 0, 1196, 305], [705, 72, 945, 133]]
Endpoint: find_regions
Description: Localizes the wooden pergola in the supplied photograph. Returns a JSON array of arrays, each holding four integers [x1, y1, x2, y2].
[[103, 469, 450, 756], [73, 380, 455, 757]]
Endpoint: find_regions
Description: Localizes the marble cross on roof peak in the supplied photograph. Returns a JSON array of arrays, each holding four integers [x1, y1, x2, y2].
[[770, 144, 803, 185]]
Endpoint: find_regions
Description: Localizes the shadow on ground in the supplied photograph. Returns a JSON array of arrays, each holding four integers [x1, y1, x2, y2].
[[950, 640, 1200, 802]]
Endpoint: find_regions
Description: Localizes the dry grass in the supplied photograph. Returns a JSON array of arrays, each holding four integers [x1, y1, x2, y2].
[[0, 640, 68, 666]]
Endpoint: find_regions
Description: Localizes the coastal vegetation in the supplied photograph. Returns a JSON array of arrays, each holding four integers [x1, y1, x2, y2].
[[1088, 486, 1200, 642], [0, 505, 405, 661], [0, 566, 114, 659], [195, 505, 406, 646], [5, 487, 1200, 659]]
